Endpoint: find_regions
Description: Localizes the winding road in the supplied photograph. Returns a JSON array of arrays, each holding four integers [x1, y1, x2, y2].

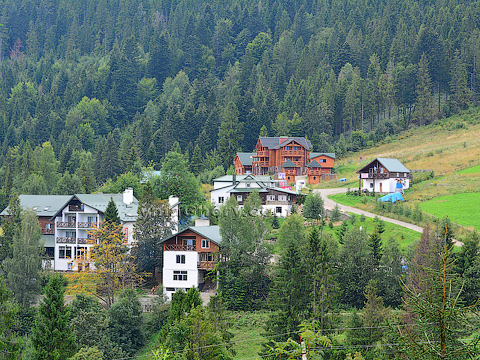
[[314, 188, 424, 233]]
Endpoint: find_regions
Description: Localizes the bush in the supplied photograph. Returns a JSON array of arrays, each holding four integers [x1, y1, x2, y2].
[[302, 193, 324, 219]]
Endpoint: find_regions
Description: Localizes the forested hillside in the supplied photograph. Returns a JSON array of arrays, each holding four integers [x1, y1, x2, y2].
[[0, 0, 479, 204]]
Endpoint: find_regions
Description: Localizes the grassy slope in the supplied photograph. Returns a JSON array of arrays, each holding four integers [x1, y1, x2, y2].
[[319, 108, 480, 228]]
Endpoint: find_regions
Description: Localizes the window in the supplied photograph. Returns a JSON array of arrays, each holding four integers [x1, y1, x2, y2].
[[46, 223, 53, 230], [236, 195, 243, 202], [173, 271, 188, 281], [246, 183, 251, 187], [267, 195, 276, 201], [218, 197, 224, 204], [276, 207, 282, 214], [66, 231, 76, 238], [285, 146, 290, 150], [294, 146, 299, 151], [66, 247, 72, 259], [87, 216, 97, 224], [76, 247, 86, 260], [278, 195, 287, 202], [67, 216, 76, 223], [370, 182, 374, 188], [45, 247, 54, 259], [183, 239, 196, 246], [59, 246, 65, 259], [294, 157, 299, 161], [176, 255, 186, 264], [166, 287, 175, 292], [314, 176, 317, 180], [202, 239, 210, 248]]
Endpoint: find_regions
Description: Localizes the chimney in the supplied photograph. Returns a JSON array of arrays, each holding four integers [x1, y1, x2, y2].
[[168, 195, 179, 207], [279, 136, 288, 144], [232, 173, 236, 185], [195, 218, 210, 227], [123, 188, 134, 205]]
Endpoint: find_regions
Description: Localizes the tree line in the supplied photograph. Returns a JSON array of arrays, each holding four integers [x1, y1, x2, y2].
[[0, 0, 480, 205]]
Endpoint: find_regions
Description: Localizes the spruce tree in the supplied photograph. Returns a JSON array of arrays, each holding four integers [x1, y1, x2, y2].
[[4, 209, 42, 308], [104, 198, 120, 225], [0, 277, 22, 360], [414, 53, 433, 126], [216, 102, 244, 168], [0, 193, 21, 264], [32, 274, 76, 360], [368, 228, 382, 266], [449, 49, 471, 113]]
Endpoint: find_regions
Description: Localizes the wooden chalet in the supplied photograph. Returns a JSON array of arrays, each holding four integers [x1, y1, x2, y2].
[[233, 152, 255, 175]]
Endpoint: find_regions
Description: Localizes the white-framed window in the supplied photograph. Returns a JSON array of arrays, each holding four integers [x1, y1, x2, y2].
[[66, 247, 72, 259], [59, 246, 66, 259], [88, 216, 97, 223], [267, 195, 276, 201], [173, 271, 187, 281], [66, 231, 76, 238], [278, 195, 287, 202], [370, 182, 374, 188], [46, 223, 53, 230], [202, 239, 210, 248], [218, 197, 224, 204], [176, 255, 186, 264], [276, 207, 282, 214], [237, 195, 243, 201]]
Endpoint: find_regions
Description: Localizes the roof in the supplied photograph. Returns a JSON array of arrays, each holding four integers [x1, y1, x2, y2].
[[357, 158, 410, 174], [160, 225, 222, 246], [50, 193, 139, 222], [258, 137, 313, 150], [1, 195, 72, 217], [282, 159, 298, 168], [213, 175, 272, 182], [228, 188, 269, 193], [310, 152, 336, 159], [307, 160, 322, 168], [235, 152, 255, 166], [266, 186, 298, 195]]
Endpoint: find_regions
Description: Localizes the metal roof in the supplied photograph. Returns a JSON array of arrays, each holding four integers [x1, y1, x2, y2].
[[1, 195, 72, 217], [357, 158, 410, 173], [258, 137, 313, 150], [49, 193, 139, 222], [160, 225, 222, 245], [282, 159, 298, 168], [307, 160, 322, 168], [236, 152, 255, 166], [266, 186, 298, 195], [228, 188, 269, 193], [310, 152, 336, 159], [213, 175, 272, 182]]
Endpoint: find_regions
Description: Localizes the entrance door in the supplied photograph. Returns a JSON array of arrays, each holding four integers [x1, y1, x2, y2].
[[379, 183, 383, 193]]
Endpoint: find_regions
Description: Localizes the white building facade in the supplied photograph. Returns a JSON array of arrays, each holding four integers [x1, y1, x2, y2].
[[357, 158, 412, 194]]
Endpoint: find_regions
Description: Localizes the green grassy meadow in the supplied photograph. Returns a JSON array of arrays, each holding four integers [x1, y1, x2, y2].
[[420, 193, 480, 230]]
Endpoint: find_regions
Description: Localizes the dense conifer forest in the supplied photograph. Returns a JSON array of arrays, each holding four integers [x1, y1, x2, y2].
[[0, 0, 479, 203]]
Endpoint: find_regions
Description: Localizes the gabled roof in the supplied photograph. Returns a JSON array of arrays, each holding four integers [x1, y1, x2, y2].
[[357, 158, 410, 173], [258, 137, 313, 150], [235, 152, 255, 166], [0, 195, 72, 217], [265, 186, 298, 195], [50, 193, 139, 222], [160, 225, 222, 246], [282, 159, 298, 168], [310, 152, 336, 159], [213, 175, 272, 183], [307, 160, 322, 168]]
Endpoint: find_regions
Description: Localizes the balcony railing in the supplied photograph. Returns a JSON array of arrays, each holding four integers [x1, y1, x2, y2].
[[41, 228, 55, 235], [198, 261, 216, 270], [165, 244, 196, 251], [68, 205, 83, 212], [78, 222, 95, 228], [57, 222, 76, 228], [253, 161, 269, 167], [56, 237, 76, 244], [256, 150, 268, 157], [282, 150, 303, 155], [77, 238, 91, 244]]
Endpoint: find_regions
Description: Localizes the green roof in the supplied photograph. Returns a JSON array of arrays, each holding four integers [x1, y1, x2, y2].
[[282, 159, 298, 168], [357, 158, 410, 173], [310, 152, 336, 159], [267, 186, 298, 195], [1, 195, 72, 217], [228, 188, 268, 193], [160, 226, 222, 245], [236, 152, 255, 166], [213, 175, 272, 182], [49, 193, 139, 222], [307, 160, 322, 168]]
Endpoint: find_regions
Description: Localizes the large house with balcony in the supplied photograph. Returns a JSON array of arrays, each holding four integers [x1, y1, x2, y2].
[[357, 158, 412, 193], [210, 174, 298, 217], [1, 189, 180, 272], [252, 137, 312, 175], [160, 219, 221, 301]]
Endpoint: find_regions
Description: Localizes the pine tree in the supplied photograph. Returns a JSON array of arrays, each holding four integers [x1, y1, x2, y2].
[[4, 209, 42, 308], [217, 102, 244, 168], [104, 198, 120, 225], [368, 228, 382, 266], [32, 274, 76, 360], [0, 193, 21, 264], [414, 53, 433, 126], [0, 277, 22, 360], [450, 49, 472, 113]]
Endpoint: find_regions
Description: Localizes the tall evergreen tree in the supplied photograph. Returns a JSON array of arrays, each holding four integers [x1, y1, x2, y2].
[[449, 49, 472, 113], [414, 53, 433, 126], [32, 274, 76, 360], [217, 102, 244, 168], [104, 198, 120, 225]]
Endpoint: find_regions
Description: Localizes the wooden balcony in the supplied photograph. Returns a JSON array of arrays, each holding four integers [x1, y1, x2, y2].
[[198, 261, 216, 270], [56, 237, 76, 244], [281, 150, 303, 155], [78, 222, 95, 228], [164, 244, 196, 251], [57, 221, 76, 228], [41, 228, 55, 235], [253, 161, 269, 167], [256, 150, 268, 157]]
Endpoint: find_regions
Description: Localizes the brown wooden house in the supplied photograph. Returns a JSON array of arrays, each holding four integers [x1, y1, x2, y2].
[[233, 152, 255, 175], [282, 159, 298, 183]]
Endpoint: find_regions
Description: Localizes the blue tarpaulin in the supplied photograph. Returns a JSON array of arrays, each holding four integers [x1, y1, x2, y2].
[[378, 192, 404, 202]]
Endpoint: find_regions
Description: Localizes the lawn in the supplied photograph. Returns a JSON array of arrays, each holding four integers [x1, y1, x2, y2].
[[457, 164, 480, 175], [420, 192, 480, 230], [230, 311, 269, 359]]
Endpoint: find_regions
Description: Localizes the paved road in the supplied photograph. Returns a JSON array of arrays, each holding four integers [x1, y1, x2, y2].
[[314, 188, 424, 233]]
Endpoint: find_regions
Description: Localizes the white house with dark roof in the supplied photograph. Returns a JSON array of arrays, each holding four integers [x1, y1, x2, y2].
[[211, 174, 298, 217], [357, 158, 412, 193], [160, 219, 222, 301]]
